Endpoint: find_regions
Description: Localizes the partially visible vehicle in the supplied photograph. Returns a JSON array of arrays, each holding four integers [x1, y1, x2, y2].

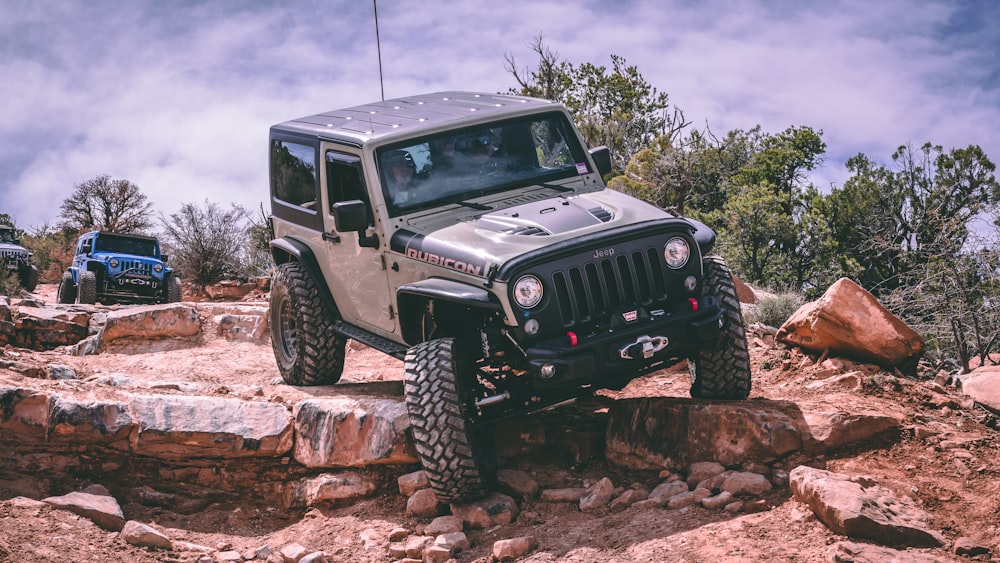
[[58, 231, 180, 305], [0, 224, 39, 292]]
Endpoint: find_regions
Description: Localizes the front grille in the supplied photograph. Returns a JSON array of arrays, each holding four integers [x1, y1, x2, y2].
[[1, 250, 27, 263], [118, 260, 153, 277], [549, 247, 668, 326]]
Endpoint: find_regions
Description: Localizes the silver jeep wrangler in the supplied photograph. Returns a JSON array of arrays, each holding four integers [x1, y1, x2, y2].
[[267, 91, 751, 502]]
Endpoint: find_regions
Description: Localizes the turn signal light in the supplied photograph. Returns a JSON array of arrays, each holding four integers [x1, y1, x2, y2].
[[688, 298, 699, 311]]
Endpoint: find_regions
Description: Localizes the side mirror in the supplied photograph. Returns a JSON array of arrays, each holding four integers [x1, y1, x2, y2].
[[81, 242, 93, 255], [589, 146, 613, 178], [332, 200, 378, 249], [160, 254, 169, 263]]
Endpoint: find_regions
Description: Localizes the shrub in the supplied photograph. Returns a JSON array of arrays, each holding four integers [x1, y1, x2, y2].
[[747, 292, 805, 328]]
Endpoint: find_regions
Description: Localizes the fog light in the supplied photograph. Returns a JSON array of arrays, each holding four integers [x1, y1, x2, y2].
[[524, 318, 540, 335], [540, 364, 556, 379], [684, 275, 697, 291]]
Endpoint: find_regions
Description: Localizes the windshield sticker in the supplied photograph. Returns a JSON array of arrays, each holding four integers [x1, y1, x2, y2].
[[575, 162, 588, 175]]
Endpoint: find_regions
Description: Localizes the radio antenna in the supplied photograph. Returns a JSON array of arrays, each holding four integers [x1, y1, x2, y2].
[[374, 0, 385, 101]]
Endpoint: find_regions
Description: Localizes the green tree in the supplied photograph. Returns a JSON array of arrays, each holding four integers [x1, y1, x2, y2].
[[506, 35, 686, 172], [59, 174, 154, 233], [826, 142, 1000, 370]]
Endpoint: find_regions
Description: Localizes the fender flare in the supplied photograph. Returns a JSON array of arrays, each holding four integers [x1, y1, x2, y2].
[[397, 278, 502, 346], [269, 237, 340, 315]]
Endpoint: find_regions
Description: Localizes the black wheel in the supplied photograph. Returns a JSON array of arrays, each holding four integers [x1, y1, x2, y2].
[[20, 265, 39, 292], [57, 271, 77, 304], [689, 255, 752, 400], [403, 337, 496, 503], [166, 275, 182, 303], [77, 271, 97, 305], [268, 261, 345, 385]]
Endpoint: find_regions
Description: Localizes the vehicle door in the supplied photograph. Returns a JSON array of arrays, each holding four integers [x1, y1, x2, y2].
[[320, 145, 396, 334]]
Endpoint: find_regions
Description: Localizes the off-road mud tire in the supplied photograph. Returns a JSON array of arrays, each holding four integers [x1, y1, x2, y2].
[[269, 261, 345, 385], [166, 275, 182, 303], [20, 265, 38, 292], [57, 271, 77, 304], [77, 271, 97, 305], [403, 337, 495, 503], [689, 255, 751, 400]]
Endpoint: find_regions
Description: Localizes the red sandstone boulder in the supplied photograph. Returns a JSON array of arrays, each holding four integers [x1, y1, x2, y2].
[[775, 278, 924, 374]]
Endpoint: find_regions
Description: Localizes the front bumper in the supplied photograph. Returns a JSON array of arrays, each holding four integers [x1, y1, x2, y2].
[[524, 297, 722, 389], [98, 274, 165, 303]]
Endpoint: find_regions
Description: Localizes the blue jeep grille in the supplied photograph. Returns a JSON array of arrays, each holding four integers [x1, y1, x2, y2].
[[120, 260, 153, 276]]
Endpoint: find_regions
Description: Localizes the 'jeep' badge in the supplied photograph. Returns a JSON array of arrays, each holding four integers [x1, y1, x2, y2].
[[623, 310, 638, 322]]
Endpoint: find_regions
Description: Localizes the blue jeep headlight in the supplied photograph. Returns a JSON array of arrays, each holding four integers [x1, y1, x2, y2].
[[154, 264, 163, 273], [109, 258, 120, 268]]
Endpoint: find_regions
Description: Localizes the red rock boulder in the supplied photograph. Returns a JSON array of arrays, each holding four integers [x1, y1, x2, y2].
[[775, 278, 924, 374]]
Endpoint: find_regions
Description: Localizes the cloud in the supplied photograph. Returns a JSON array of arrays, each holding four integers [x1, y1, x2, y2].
[[1, 0, 997, 229]]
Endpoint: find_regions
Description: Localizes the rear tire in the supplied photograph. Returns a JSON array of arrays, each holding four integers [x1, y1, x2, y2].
[[403, 337, 495, 503], [166, 276, 182, 303], [269, 261, 345, 385], [77, 271, 97, 305], [689, 255, 751, 400], [57, 271, 77, 304]]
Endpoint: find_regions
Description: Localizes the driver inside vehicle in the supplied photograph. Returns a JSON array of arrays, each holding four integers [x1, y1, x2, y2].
[[383, 149, 419, 204]]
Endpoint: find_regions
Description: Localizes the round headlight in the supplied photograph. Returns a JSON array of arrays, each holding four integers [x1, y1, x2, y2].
[[109, 258, 120, 268], [153, 264, 163, 273], [664, 237, 690, 269], [513, 275, 543, 309]]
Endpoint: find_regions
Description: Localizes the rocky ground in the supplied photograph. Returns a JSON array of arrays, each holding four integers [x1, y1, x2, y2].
[[1, 284, 999, 562]]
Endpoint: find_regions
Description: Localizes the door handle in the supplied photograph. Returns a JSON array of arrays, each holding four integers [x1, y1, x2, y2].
[[322, 232, 341, 243]]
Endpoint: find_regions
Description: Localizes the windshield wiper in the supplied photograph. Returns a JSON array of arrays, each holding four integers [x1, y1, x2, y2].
[[541, 182, 574, 192], [450, 199, 493, 211]]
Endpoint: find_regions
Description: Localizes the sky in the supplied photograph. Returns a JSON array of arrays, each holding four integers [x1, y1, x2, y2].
[[1, 0, 998, 230]]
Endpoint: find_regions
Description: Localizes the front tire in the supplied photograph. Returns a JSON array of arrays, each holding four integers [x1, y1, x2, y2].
[[166, 275, 182, 303], [77, 271, 97, 305], [403, 337, 495, 503], [20, 265, 39, 292], [57, 271, 77, 304], [689, 255, 752, 400], [269, 261, 345, 385]]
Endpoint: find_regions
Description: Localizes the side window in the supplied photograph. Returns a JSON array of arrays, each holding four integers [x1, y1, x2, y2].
[[326, 151, 374, 227], [271, 140, 318, 210]]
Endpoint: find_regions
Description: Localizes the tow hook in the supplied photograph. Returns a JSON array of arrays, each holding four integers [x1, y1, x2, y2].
[[619, 335, 669, 360]]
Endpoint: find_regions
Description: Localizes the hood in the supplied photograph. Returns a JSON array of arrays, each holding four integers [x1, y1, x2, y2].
[[390, 188, 685, 278], [93, 251, 163, 263], [0, 241, 30, 254]]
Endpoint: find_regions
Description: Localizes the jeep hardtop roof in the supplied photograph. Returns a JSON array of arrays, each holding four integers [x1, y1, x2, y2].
[[271, 91, 557, 145], [83, 230, 159, 242]]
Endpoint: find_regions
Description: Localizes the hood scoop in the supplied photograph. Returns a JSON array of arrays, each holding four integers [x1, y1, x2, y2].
[[474, 198, 615, 236]]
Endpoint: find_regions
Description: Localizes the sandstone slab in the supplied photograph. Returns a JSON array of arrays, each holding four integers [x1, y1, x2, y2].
[[42, 491, 126, 531], [293, 397, 416, 468], [959, 365, 1000, 412], [606, 398, 802, 468], [101, 304, 201, 345], [128, 394, 293, 459], [790, 466, 944, 547]]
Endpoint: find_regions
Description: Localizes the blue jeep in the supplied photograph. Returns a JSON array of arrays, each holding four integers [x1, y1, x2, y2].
[[57, 231, 181, 305]]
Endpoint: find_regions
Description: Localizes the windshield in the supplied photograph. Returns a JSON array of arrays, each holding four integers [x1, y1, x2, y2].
[[0, 228, 16, 243], [94, 235, 158, 257], [376, 111, 590, 215]]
